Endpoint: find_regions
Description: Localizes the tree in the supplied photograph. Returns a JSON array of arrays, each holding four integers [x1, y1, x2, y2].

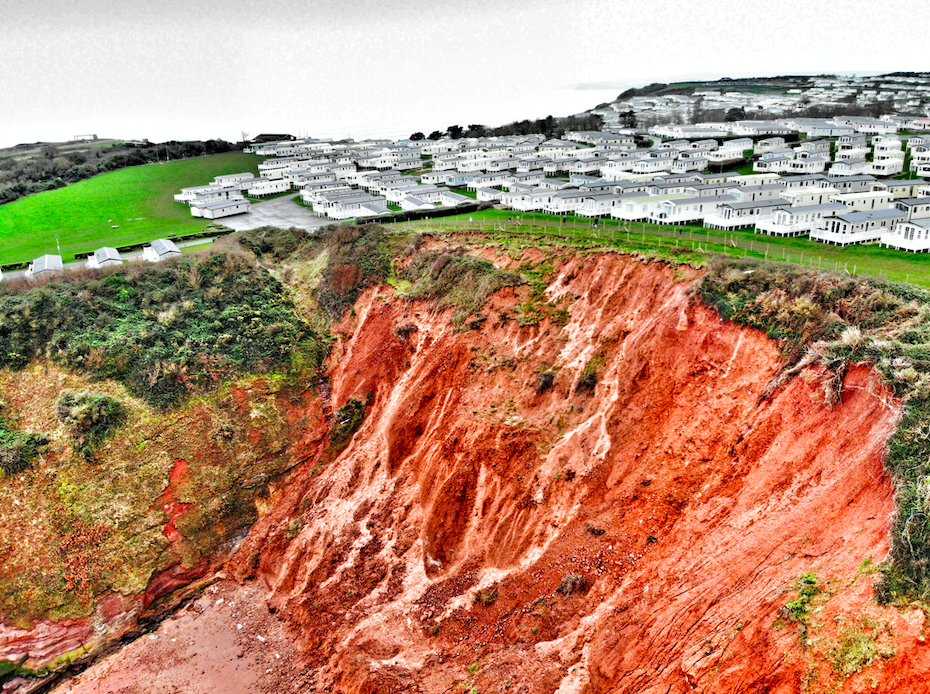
[[409, 132, 425, 141], [446, 125, 464, 139], [725, 107, 746, 122], [427, 131, 444, 141], [465, 124, 487, 138], [619, 110, 637, 129]]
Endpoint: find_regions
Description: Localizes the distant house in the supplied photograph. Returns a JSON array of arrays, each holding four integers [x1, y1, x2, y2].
[[247, 178, 291, 196], [399, 195, 434, 211], [213, 172, 255, 190], [438, 190, 471, 206], [829, 158, 868, 177], [143, 239, 182, 263], [192, 199, 251, 219], [86, 247, 124, 269], [811, 209, 906, 245], [475, 188, 502, 203], [755, 203, 846, 237], [881, 219, 930, 253], [25, 254, 64, 280]]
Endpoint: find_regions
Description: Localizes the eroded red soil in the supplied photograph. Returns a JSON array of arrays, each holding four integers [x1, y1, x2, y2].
[[11, 250, 930, 693]]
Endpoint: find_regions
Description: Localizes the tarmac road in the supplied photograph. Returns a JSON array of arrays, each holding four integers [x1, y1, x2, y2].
[[220, 193, 331, 232]]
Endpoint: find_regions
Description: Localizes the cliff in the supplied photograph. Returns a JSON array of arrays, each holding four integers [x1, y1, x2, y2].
[[4, 243, 929, 693]]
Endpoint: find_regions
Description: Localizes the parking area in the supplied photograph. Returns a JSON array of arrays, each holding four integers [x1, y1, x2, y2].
[[221, 194, 331, 232]]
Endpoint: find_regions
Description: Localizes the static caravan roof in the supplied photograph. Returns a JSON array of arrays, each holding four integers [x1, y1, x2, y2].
[[151, 239, 181, 256], [834, 209, 906, 223], [722, 199, 788, 210], [199, 200, 249, 210], [93, 247, 123, 264], [32, 254, 63, 273]]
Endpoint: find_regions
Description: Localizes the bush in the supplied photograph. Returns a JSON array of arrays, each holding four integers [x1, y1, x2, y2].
[[237, 226, 312, 261], [394, 323, 418, 340], [474, 587, 498, 606], [316, 225, 391, 319], [400, 248, 520, 328], [329, 393, 371, 452], [577, 354, 604, 393], [56, 391, 127, 453], [557, 573, 589, 595], [535, 369, 555, 394], [0, 418, 49, 476]]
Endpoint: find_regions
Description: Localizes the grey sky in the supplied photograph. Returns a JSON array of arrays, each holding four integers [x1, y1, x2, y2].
[[2, 0, 928, 147]]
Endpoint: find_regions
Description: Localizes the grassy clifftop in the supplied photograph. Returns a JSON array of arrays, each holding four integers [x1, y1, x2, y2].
[[0, 152, 261, 265]]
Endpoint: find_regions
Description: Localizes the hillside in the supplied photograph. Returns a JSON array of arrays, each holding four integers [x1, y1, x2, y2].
[[0, 152, 261, 265], [2, 227, 930, 693], [615, 75, 823, 100]]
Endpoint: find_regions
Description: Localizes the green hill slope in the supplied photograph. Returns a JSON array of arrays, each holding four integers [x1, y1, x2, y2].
[[0, 152, 262, 265]]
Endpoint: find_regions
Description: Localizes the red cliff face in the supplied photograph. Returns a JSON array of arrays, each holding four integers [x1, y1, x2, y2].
[[225, 252, 920, 694]]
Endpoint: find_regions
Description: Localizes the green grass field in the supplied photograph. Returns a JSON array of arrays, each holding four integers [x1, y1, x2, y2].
[[396, 208, 930, 288], [0, 152, 262, 265]]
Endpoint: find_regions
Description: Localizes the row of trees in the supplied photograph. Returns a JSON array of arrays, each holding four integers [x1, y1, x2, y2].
[[0, 139, 241, 206], [410, 113, 603, 143]]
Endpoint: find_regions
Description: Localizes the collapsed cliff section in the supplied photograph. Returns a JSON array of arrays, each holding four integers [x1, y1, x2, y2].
[[5, 228, 930, 693], [229, 243, 923, 694]]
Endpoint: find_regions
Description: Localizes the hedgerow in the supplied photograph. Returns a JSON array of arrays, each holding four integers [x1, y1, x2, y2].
[[699, 255, 930, 603], [0, 252, 320, 409]]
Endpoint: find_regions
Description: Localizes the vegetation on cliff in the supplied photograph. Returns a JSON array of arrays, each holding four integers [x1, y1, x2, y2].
[[240, 224, 521, 328], [0, 415, 48, 476], [399, 248, 521, 328], [699, 256, 930, 603], [0, 251, 320, 409], [56, 391, 127, 456]]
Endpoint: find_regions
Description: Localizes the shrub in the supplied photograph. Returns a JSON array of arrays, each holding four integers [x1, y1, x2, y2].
[[557, 573, 589, 595], [578, 354, 604, 393], [56, 391, 127, 453], [474, 587, 498, 606], [828, 618, 895, 677], [0, 418, 49, 476], [237, 226, 312, 261], [535, 370, 555, 394], [780, 573, 820, 624], [400, 248, 521, 328], [394, 323, 418, 340], [0, 252, 318, 409], [317, 225, 391, 319], [329, 393, 371, 452], [585, 522, 606, 536]]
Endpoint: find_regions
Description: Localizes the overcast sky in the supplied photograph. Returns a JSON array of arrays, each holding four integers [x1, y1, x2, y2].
[[2, 0, 928, 147]]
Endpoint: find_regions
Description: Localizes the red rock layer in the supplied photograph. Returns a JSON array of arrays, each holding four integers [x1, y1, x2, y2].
[[230, 253, 918, 693]]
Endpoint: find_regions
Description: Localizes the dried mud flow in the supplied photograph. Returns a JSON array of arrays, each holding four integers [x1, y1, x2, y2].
[[14, 251, 930, 693]]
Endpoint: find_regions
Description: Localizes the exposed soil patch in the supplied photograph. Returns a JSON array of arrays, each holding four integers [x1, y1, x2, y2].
[[50, 580, 309, 694]]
